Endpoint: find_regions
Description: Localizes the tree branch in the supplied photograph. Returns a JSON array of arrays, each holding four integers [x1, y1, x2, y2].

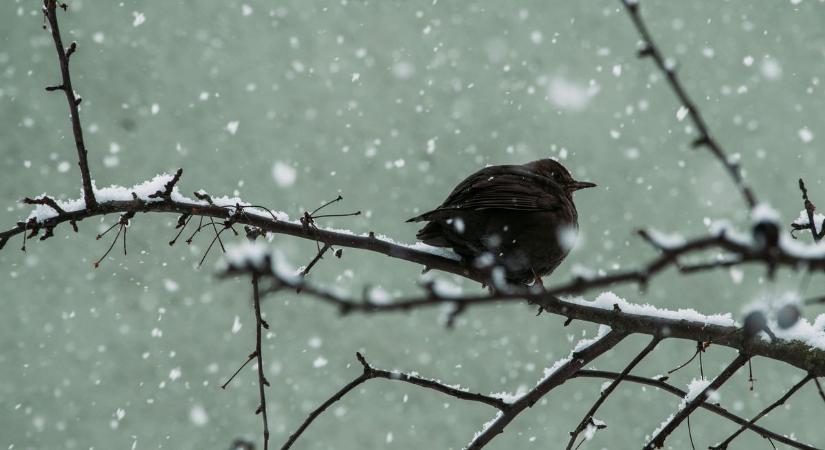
[[795, 178, 821, 242], [572, 370, 820, 450], [644, 353, 749, 449], [280, 352, 507, 450], [618, 0, 757, 209], [710, 374, 813, 449], [466, 329, 628, 449], [225, 257, 825, 377], [42, 0, 96, 209], [566, 336, 661, 449], [251, 274, 270, 450]]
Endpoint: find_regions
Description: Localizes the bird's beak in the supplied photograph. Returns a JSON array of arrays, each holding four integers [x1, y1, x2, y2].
[[569, 181, 597, 191]]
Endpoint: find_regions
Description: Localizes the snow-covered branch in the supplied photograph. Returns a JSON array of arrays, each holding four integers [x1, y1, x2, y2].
[[4, 2, 824, 450]]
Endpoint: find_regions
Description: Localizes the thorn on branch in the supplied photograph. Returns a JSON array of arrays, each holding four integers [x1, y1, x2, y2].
[[65, 41, 76, 58], [45, 84, 65, 92]]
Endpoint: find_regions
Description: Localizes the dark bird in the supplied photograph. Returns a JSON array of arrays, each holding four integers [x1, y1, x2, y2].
[[407, 159, 595, 286]]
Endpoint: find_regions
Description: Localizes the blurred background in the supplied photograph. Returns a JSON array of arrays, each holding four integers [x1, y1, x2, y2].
[[2, 0, 824, 448]]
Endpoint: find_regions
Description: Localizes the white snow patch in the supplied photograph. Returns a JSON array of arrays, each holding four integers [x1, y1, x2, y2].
[[225, 121, 240, 135], [566, 292, 736, 327], [771, 314, 825, 351], [793, 209, 825, 231], [647, 378, 717, 445], [467, 411, 504, 447], [751, 203, 780, 223], [645, 229, 686, 249]]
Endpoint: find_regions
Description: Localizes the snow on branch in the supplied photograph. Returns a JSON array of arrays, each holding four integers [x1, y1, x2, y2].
[[222, 247, 825, 377], [4, 2, 824, 450]]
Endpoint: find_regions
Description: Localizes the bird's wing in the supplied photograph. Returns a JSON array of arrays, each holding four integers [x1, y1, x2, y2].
[[407, 166, 563, 222]]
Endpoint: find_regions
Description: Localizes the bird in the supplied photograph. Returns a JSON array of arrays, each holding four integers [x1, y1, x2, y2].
[[407, 159, 595, 286]]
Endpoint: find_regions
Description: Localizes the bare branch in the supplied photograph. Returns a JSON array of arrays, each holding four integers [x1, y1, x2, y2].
[[795, 178, 822, 242], [251, 274, 270, 450], [566, 336, 661, 449], [466, 330, 628, 449], [281, 352, 507, 450], [618, 0, 757, 209], [710, 374, 813, 449], [573, 370, 820, 450], [644, 353, 749, 449], [42, 0, 96, 209]]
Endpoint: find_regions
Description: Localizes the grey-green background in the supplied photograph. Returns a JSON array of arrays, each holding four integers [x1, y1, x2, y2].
[[1, 0, 824, 449]]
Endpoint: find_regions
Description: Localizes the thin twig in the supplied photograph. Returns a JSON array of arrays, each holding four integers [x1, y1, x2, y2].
[[466, 330, 628, 449], [42, 0, 96, 209], [814, 377, 825, 403], [572, 370, 820, 450], [796, 179, 821, 242], [280, 352, 507, 450], [665, 341, 703, 376], [710, 374, 813, 449], [251, 274, 270, 450], [618, 0, 757, 209], [644, 353, 749, 449], [566, 336, 660, 449], [299, 243, 332, 279], [220, 352, 257, 390]]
